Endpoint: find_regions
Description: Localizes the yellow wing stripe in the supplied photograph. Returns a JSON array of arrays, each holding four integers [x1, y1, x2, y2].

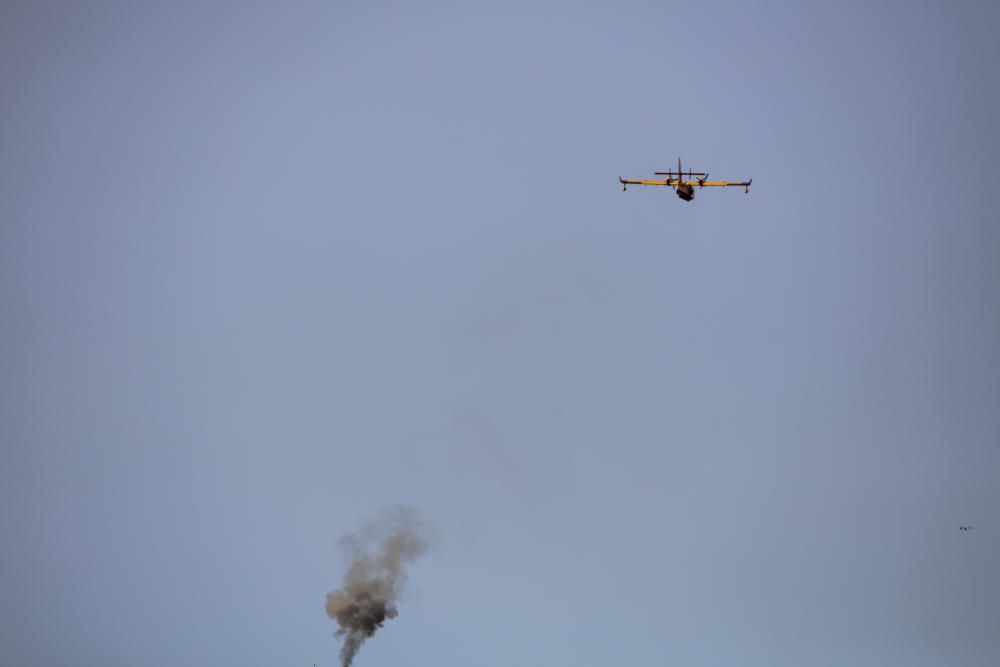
[[620, 179, 673, 186], [686, 181, 751, 187]]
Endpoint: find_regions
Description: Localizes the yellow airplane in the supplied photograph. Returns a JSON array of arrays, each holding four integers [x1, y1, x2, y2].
[[619, 158, 751, 202]]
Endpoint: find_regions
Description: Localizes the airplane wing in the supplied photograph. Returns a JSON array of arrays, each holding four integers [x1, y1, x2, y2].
[[619, 176, 677, 187], [684, 178, 752, 192], [684, 180, 751, 187]]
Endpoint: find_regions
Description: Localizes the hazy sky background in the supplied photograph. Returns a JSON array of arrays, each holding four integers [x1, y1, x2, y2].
[[2, 2, 999, 666]]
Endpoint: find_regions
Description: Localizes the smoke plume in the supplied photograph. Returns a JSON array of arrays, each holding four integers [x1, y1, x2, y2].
[[326, 506, 429, 667]]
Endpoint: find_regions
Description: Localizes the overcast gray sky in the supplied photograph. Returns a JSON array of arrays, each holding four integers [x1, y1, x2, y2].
[[2, 2, 999, 666]]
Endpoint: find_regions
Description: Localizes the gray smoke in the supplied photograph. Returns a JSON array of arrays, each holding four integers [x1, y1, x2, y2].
[[326, 506, 429, 667]]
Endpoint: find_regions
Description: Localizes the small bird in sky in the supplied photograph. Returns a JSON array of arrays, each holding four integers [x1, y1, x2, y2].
[[959, 526, 974, 531]]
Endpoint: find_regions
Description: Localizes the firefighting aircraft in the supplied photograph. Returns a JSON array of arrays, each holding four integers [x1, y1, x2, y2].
[[619, 158, 751, 201]]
